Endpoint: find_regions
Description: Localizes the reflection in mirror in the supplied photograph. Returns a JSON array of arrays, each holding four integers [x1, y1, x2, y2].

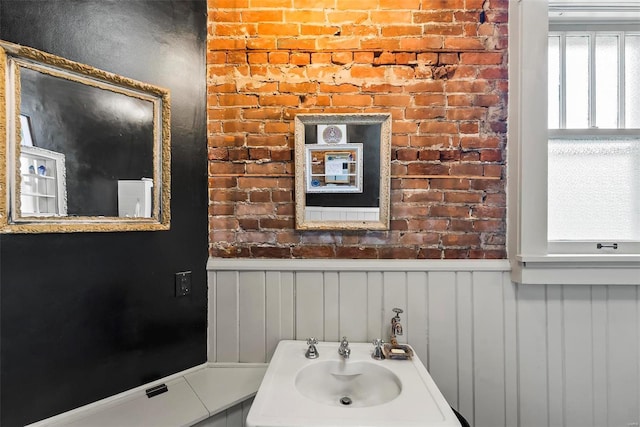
[[294, 113, 391, 231], [0, 40, 171, 233]]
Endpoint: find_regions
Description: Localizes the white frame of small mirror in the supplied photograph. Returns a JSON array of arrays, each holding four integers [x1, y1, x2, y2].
[[294, 113, 391, 231], [0, 40, 171, 233]]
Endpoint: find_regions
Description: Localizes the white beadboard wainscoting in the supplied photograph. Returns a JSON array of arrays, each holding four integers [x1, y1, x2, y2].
[[207, 258, 640, 427]]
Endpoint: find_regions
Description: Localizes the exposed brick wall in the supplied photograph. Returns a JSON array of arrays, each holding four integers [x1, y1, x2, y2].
[[207, 0, 508, 259]]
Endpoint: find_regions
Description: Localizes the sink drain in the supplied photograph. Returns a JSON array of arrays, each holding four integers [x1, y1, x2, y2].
[[339, 396, 353, 406]]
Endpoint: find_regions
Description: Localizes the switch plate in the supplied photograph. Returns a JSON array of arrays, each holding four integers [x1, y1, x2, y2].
[[175, 271, 192, 297]]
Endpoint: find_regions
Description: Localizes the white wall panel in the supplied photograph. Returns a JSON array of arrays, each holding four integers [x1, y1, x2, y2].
[[264, 272, 282, 361], [427, 272, 458, 408], [501, 272, 519, 427], [295, 272, 324, 340], [406, 272, 428, 367], [214, 271, 239, 363], [472, 271, 506, 427], [339, 272, 368, 342], [517, 284, 549, 427], [591, 286, 609, 427], [238, 272, 265, 363], [366, 272, 384, 342], [323, 272, 340, 342], [563, 286, 593, 427], [607, 287, 639, 426], [455, 272, 474, 426], [545, 285, 565, 427], [208, 259, 640, 427]]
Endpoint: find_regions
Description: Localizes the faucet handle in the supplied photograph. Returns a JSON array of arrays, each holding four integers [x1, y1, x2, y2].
[[392, 308, 403, 317], [305, 337, 319, 359], [372, 338, 385, 360], [340, 336, 349, 347]]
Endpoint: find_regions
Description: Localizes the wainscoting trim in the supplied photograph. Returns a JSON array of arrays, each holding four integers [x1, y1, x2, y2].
[[207, 258, 511, 272]]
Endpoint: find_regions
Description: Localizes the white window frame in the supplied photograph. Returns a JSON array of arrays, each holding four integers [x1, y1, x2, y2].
[[507, 0, 640, 285]]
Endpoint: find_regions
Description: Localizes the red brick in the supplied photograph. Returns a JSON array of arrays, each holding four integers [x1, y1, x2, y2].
[[405, 108, 446, 120], [219, 94, 258, 107], [403, 191, 443, 203], [429, 205, 470, 218], [332, 52, 353, 65], [460, 52, 504, 65], [290, 53, 310, 65], [332, 94, 372, 107], [417, 248, 443, 259], [292, 245, 335, 258], [422, 0, 464, 7], [242, 10, 282, 22], [251, 247, 292, 258], [427, 24, 464, 36], [411, 135, 452, 147], [399, 232, 440, 245], [413, 11, 454, 23], [210, 190, 247, 202], [444, 192, 483, 204], [335, 247, 378, 259], [382, 25, 422, 37], [379, 247, 419, 259], [407, 163, 450, 176], [238, 219, 260, 230], [444, 37, 485, 50], [285, 9, 325, 22], [415, 94, 446, 106], [399, 36, 443, 50], [210, 217, 240, 229], [420, 121, 458, 134], [328, 11, 369, 23], [442, 233, 481, 246], [396, 149, 419, 161]]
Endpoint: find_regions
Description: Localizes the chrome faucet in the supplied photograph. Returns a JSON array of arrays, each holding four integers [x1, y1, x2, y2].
[[305, 337, 319, 359], [391, 308, 403, 339], [338, 336, 351, 359]]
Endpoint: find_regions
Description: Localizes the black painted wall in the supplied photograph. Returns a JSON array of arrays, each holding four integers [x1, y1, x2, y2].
[[0, 1, 208, 425]]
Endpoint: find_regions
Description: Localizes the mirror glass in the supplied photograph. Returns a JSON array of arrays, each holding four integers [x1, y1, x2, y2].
[[294, 113, 391, 230], [0, 41, 170, 233]]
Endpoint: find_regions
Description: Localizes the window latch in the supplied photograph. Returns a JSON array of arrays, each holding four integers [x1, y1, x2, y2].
[[596, 243, 618, 250]]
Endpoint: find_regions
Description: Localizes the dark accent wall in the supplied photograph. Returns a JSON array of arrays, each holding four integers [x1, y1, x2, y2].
[[0, 1, 208, 426]]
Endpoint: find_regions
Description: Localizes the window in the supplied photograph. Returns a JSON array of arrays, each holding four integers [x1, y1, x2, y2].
[[547, 25, 640, 252], [507, 1, 640, 284]]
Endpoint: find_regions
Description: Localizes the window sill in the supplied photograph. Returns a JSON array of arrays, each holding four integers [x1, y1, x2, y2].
[[513, 254, 640, 285]]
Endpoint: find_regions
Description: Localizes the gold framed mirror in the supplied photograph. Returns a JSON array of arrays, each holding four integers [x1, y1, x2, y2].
[[294, 113, 391, 230], [0, 40, 170, 233]]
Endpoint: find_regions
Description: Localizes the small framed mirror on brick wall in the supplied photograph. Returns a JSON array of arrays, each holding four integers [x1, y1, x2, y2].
[[294, 113, 391, 231]]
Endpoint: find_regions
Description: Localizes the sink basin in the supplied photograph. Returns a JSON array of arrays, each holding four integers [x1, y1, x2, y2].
[[246, 340, 461, 427], [295, 360, 401, 407]]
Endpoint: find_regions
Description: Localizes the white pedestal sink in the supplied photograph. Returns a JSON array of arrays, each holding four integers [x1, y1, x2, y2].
[[246, 340, 461, 427]]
